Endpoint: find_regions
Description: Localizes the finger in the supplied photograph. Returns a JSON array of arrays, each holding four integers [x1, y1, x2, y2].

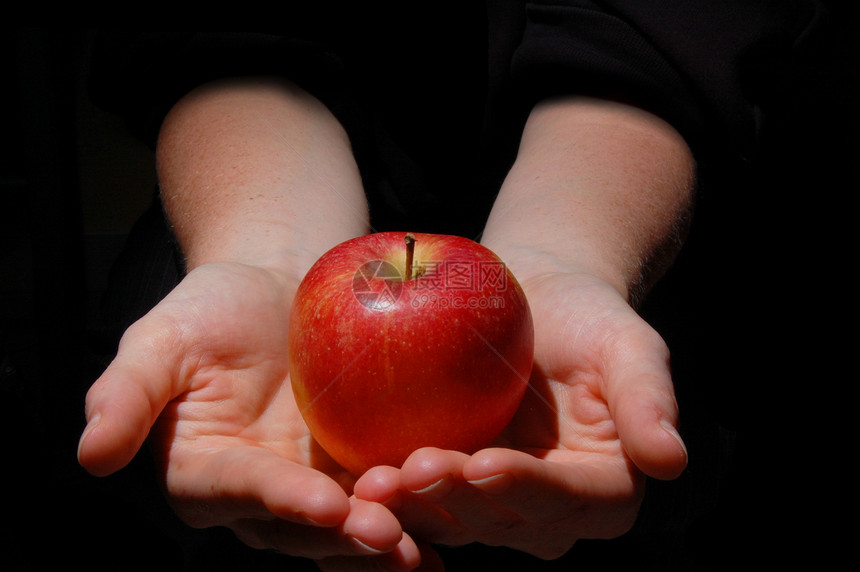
[[234, 497, 402, 560], [77, 313, 190, 476], [462, 448, 638, 524], [399, 448, 518, 532], [353, 464, 402, 505], [341, 497, 404, 554], [374, 448, 519, 548], [317, 532, 431, 572], [354, 464, 463, 546], [603, 323, 688, 480], [165, 445, 351, 528], [462, 448, 642, 558], [76, 373, 148, 476], [356, 449, 464, 545], [398, 447, 470, 497]]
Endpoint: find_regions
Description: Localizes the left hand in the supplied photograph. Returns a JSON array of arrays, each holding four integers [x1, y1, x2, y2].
[[350, 271, 688, 562]]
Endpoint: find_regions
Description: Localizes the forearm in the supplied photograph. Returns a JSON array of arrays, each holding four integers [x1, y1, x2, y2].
[[156, 76, 369, 282], [481, 97, 695, 303]]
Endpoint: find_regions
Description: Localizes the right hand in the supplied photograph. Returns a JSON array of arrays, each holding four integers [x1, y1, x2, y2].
[[77, 261, 420, 567]]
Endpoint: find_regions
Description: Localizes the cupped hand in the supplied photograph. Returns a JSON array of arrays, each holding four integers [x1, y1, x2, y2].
[[354, 272, 688, 560], [77, 261, 418, 566]]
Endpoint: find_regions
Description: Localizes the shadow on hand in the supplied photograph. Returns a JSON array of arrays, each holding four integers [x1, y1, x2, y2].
[[495, 363, 561, 456]]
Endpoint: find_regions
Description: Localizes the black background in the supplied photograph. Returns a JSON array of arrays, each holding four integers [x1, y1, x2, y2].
[[3, 11, 857, 570]]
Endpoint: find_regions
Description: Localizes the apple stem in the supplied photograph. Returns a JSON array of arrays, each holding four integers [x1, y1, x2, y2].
[[405, 233, 416, 280]]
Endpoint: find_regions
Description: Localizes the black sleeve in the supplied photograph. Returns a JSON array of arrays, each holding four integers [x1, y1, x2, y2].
[[488, 0, 830, 167], [87, 31, 349, 149]]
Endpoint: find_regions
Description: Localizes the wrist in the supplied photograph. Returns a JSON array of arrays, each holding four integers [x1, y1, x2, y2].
[[180, 234, 327, 295], [480, 236, 633, 304]]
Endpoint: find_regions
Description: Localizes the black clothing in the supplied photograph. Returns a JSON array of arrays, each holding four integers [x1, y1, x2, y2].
[[88, 2, 831, 236], [6, 3, 847, 571]]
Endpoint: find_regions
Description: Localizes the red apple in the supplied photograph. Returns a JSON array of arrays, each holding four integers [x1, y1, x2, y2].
[[288, 231, 534, 475]]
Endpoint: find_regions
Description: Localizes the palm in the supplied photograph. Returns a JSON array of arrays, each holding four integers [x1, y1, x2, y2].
[[147, 263, 341, 479], [355, 272, 680, 559], [502, 272, 644, 470], [80, 262, 411, 560], [140, 264, 358, 521]]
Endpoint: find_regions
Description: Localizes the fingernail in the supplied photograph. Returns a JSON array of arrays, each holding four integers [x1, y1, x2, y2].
[[660, 418, 688, 460], [77, 412, 101, 459], [467, 473, 511, 494], [466, 474, 504, 486], [409, 476, 447, 495], [349, 535, 387, 555]]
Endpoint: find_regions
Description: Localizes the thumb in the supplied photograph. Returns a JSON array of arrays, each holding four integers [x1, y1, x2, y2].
[[77, 322, 178, 476], [606, 327, 688, 481]]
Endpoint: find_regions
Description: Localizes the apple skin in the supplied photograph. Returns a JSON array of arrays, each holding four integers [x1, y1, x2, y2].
[[288, 231, 534, 475]]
